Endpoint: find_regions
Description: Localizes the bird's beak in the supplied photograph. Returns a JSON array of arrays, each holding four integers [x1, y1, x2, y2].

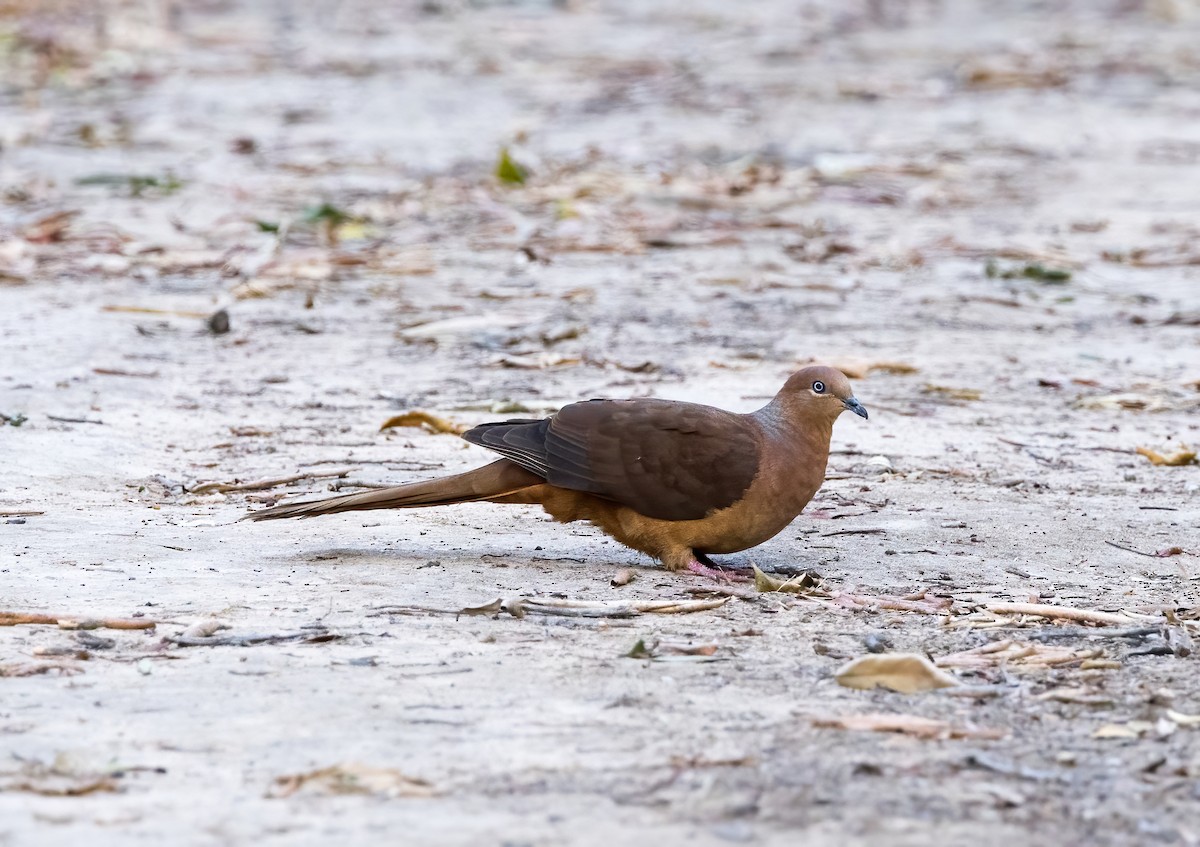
[[843, 397, 868, 420]]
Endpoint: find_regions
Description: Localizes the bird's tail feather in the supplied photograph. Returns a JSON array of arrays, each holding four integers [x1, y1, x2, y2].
[[242, 460, 542, 521]]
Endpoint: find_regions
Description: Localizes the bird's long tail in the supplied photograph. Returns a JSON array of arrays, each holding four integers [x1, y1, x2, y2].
[[242, 460, 543, 521]]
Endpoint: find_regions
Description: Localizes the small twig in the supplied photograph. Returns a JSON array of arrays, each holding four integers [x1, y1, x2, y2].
[[102, 305, 208, 318], [0, 611, 155, 630], [517, 597, 729, 616], [820, 528, 886, 538], [1128, 644, 1174, 657], [685, 586, 759, 601], [300, 458, 442, 469], [166, 630, 338, 647], [1139, 506, 1178, 511], [92, 367, 159, 378], [832, 592, 953, 615], [0, 510, 44, 517], [190, 468, 355, 495], [1027, 625, 1161, 641], [368, 596, 729, 620], [942, 686, 1009, 700], [1104, 540, 1158, 558], [516, 602, 637, 619], [327, 480, 393, 491], [985, 603, 1135, 627], [46, 414, 104, 425]]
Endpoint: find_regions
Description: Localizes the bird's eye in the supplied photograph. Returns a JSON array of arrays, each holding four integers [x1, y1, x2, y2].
[[812, 381, 825, 394]]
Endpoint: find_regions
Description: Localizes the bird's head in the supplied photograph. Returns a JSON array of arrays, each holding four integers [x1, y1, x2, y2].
[[778, 365, 868, 423]]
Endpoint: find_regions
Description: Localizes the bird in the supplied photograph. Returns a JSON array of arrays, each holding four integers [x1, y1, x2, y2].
[[244, 365, 868, 579]]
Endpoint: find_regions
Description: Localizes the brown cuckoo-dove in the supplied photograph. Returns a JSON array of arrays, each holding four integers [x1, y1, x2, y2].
[[245, 365, 868, 578]]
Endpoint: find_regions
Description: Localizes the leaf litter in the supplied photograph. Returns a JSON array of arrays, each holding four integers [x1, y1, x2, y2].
[[4, 2, 1200, 843]]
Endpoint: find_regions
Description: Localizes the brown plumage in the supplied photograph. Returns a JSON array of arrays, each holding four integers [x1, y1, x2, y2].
[[244, 365, 868, 577]]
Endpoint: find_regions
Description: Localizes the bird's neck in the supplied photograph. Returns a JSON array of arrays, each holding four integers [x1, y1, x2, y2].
[[751, 401, 835, 510], [755, 399, 835, 448]]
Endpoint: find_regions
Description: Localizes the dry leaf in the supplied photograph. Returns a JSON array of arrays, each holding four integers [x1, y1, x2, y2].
[[753, 564, 821, 594], [627, 638, 721, 661], [835, 654, 959, 693], [269, 763, 434, 798], [1166, 710, 1200, 727], [1092, 723, 1150, 740], [1136, 446, 1197, 467], [659, 642, 719, 656], [490, 353, 581, 370], [20, 209, 79, 243], [1075, 392, 1199, 413], [457, 599, 503, 617], [379, 411, 466, 435], [812, 712, 1002, 740], [0, 661, 84, 678], [828, 359, 919, 379], [3, 776, 119, 796], [921, 384, 982, 401]]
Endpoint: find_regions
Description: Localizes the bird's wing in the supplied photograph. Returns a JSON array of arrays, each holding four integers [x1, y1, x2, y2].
[[462, 400, 761, 521]]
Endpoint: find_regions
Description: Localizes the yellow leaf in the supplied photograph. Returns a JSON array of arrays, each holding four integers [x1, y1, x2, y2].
[[379, 411, 466, 435], [835, 653, 960, 693], [1136, 446, 1197, 466]]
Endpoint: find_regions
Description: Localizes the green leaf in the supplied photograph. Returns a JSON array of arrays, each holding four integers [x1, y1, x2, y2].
[[1020, 263, 1071, 282], [984, 259, 1071, 282], [304, 203, 351, 226], [495, 147, 528, 185], [627, 639, 652, 659]]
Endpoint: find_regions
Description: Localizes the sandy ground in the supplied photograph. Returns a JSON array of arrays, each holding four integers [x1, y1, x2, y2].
[[2, 1, 1200, 844]]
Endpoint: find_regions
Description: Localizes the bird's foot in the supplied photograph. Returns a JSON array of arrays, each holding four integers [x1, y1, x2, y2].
[[686, 559, 750, 584], [693, 551, 753, 574]]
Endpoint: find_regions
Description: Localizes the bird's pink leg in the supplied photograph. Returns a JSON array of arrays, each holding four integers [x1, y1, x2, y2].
[[685, 559, 751, 583]]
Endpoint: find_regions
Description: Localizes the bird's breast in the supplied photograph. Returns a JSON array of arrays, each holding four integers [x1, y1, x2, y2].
[[678, 443, 828, 554]]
